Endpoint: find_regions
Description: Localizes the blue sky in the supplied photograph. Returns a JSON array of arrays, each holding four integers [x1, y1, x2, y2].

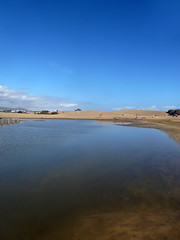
[[0, 0, 180, 110]]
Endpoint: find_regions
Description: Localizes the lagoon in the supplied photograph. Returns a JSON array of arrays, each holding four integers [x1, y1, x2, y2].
[[0, 120, 180, 239]]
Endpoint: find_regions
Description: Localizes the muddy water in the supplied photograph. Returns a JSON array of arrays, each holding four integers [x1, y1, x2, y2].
[[0, 120, 180, 239]]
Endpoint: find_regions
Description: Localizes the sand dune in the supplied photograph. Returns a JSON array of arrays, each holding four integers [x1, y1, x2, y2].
[[0, 109, 171, 120]]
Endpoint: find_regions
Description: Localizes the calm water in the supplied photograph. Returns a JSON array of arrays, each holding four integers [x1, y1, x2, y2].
[[0, 120, 180, 239]]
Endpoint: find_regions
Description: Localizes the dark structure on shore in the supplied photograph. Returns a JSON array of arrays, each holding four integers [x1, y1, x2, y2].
[[167, 109, 180, 116]]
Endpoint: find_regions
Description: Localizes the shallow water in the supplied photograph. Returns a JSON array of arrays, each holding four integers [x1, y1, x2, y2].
[[0, 120, 180, 239]]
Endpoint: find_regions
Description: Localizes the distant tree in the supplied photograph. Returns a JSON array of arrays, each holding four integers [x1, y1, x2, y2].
[[176, 109, 180, 115], [17, 110, 23, 113], [4, 110, 11, 112], [167, 109, 180, 116], [39, 110, 50, 114], [75, 108, 82, 111]]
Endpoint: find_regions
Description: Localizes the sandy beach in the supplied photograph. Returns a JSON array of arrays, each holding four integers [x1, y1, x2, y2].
[[1, 110, 180, 144]]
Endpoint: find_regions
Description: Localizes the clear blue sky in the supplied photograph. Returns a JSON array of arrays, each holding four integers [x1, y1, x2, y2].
[[0, 0, 180, 110]]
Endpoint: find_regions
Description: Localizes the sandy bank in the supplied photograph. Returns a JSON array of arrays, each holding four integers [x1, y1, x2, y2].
[[0, 110, 167, 120], [47, 209, 180, 240], [1, 110, 180, 144]]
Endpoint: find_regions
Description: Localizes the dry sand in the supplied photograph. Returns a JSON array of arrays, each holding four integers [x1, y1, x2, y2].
[[1, 110, 180, 144]]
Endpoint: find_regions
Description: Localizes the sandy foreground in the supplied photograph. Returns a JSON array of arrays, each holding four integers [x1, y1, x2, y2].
[[1, 110, 180, 240], [1, 110, 180, 144], [40, 209, 180, 240]]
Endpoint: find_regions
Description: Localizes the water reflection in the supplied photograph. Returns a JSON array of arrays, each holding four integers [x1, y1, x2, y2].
[[0, 120, 180, 239]]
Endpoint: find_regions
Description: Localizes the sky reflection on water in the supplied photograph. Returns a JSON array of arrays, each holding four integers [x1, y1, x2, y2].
[[0, 120, 180, 240]]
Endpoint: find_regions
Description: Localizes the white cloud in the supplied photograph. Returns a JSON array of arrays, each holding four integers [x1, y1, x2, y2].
[[112, 105, 179, 111], [162, 105, 176, 109], [59, 103, 78, 107], [112, 106, 136, 110], [0, 85, 78, 110], [149, 105, 157, 110], [123, 106, 136, 110]]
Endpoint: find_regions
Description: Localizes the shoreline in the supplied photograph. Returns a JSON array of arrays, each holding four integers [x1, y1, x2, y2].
[[0, 110, 180, 144], [0, 117, 20, 125], [114, 118, 180, 145]]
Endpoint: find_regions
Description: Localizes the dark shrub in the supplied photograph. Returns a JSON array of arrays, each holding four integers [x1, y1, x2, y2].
[[39, 110, 50, 114], [167, 109, 175, 115], [175, 109, 180, 115], [167, 109, 180, 116]]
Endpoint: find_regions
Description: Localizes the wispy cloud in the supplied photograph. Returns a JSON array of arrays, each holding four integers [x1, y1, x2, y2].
[[112, 105, 179, 111], [59, 103, 77, 107], [162, 105, 176, 109], [112, 106, 136, 110], [149, 105, 157, 110], [19, 88, 31, 91], [48, 61, 74, 74], [0, 85, 78, 110]]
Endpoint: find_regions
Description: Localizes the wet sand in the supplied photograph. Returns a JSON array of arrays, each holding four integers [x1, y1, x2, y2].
[[58, 210, 180, 240], [39, 206, 180, 240], [117, 118, 180, 145]]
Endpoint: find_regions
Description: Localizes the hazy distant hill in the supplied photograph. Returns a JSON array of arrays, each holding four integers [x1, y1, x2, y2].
[[0, 107, 27, 111]]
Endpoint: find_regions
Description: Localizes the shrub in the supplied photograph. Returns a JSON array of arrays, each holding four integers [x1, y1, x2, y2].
[[39, 110, 50, 114]]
